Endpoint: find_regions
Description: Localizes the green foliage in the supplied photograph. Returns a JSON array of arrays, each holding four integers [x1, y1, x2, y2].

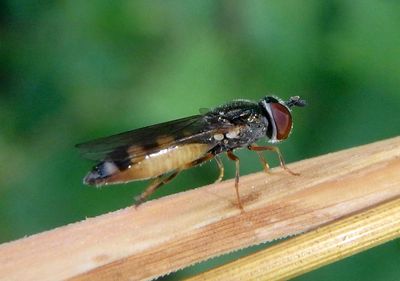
[[1, 1, 399, 280]]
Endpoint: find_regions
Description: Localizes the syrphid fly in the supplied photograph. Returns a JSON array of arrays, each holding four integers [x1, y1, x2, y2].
[[76, 96, 306, 209]]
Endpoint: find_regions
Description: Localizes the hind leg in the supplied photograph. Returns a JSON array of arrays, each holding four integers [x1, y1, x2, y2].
[[134, 171, 180, 207], [182, 152, 224, 183], [134, 152, 217, 206]]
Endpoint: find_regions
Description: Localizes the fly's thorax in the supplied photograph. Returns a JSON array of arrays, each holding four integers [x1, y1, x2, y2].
[[210, 115, 267, 153]]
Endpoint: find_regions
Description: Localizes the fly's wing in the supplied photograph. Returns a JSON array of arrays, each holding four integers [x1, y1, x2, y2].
[[76, 114, 234, 162]]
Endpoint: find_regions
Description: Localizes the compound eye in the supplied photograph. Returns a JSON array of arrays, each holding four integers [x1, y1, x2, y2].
[[270, 103, 292, 140]]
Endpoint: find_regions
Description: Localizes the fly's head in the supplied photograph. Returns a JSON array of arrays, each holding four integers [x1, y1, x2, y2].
[[259, 96, 306, 143]]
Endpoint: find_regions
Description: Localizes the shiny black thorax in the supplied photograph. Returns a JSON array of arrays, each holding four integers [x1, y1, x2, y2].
[[203, 100, 270, 155]]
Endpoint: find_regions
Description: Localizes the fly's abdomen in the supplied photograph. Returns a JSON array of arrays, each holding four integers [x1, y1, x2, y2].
[[84, 143, 211, 186]]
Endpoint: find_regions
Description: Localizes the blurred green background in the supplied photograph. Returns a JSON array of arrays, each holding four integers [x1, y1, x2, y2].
[[1, 1, 399, 280]]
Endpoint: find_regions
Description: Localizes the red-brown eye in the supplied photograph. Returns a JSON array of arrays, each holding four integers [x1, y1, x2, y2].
[[270, 103, 292, 140]]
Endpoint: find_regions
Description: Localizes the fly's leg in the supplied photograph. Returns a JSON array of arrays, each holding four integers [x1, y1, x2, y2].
[[226, 150, 243, 210], [182, 152, 224, 183], [134, 152, 225, 208], [183, 152, 215, 168], [134, 152, 216, 207], [255, 151, 270, 173], [134, 171, 180, 207], [214, 155, 224, 183], [248, 144, 299, 176]]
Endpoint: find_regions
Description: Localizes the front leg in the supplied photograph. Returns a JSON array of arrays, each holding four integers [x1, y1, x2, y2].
[[248, 144, 299, 176]]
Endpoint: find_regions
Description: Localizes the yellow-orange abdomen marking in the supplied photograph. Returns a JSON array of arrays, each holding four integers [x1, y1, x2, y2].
[[106, 143, 211, 184]]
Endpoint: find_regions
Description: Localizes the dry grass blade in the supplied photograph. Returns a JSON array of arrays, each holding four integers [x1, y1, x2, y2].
[[186, 197, 400, 281], [0, 137, 399, 281]]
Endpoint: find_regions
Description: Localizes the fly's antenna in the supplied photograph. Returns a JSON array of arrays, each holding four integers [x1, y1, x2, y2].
[[285, 96, 307, 108]]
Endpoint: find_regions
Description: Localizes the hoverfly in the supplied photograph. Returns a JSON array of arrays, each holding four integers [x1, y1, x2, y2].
[[76, 96, 306, 209]]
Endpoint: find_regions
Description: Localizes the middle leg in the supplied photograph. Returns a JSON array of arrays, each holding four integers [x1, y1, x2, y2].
[[214, 155, 224, 183], [226, 150, 243, 210]]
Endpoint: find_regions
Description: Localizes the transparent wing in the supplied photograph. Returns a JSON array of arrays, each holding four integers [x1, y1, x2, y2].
[[76, 114, 234, 162]]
